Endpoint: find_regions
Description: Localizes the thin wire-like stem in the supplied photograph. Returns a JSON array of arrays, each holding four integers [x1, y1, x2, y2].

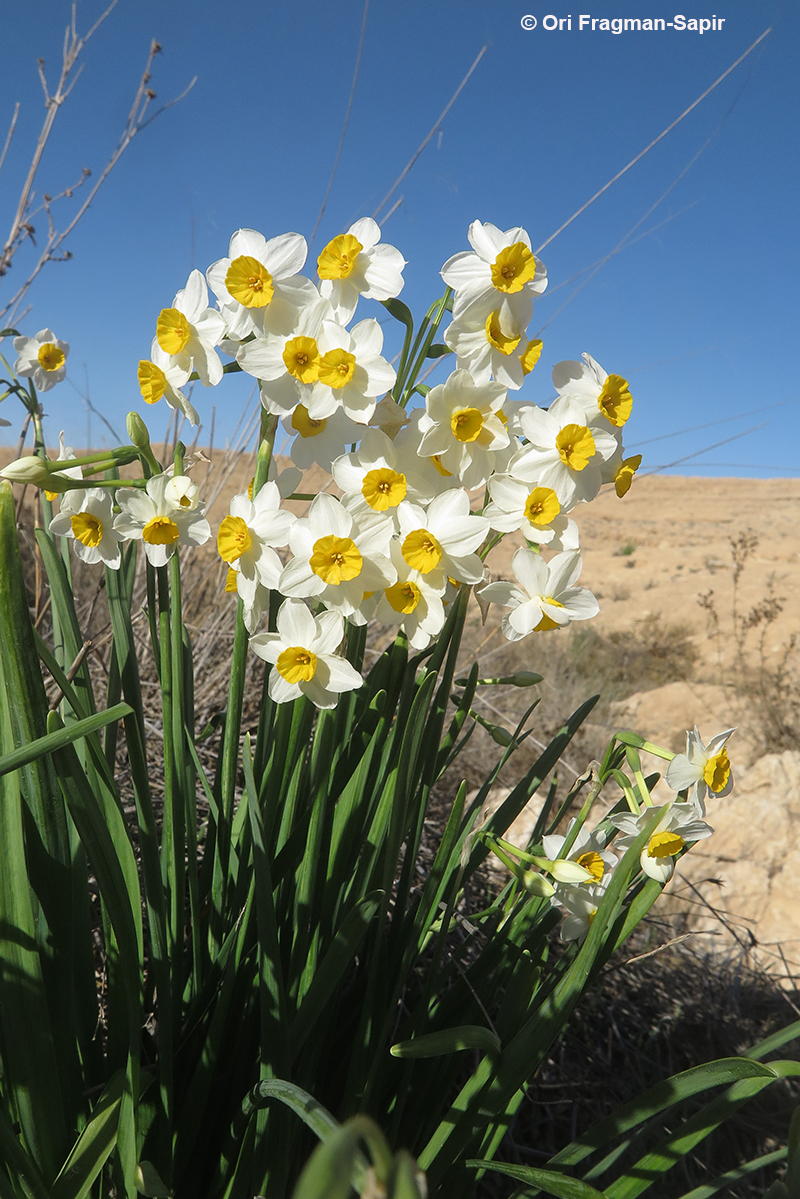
[[535, 26, 772, 256], [370, 44, 488, 222], [309, 0, 370, 245]]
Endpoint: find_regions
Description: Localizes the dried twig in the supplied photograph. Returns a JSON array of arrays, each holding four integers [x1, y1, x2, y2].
[[0, 3, 196, 323]]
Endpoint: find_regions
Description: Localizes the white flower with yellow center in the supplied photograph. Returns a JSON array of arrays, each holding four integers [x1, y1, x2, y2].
[[49, 488, 123, 568], [551, 879, 612, 943], [373, 539, 447, 650], [207, 228, 317, 342], [664, 726, 735, 813], [13, 328, 69, 391], [542, 819, 618, 892], [316, 217, 406, 325], [164, 475, 200, 511], [282, 404, 363, 473], [279, 492, 395, 623], [114, 474, 211, 567], [155, 270, 226, 388], [306, 318, 397, 423], [332, 428, 434, 522], [484, 474, 579, 551], [444, 300, 543, 391], [609, 803, 713, 884], [217, 480, 295, 620], [553, 353, 633, 430], [509, 396, 619, 507], [440, 221, 547, 324], [235, 294, 332, 417], [249, 599, 363, 709], [395, 491, 489, 587], [478, 547, 599, 640], [137, 340, 199, 425], [415, 369, 509, 490]]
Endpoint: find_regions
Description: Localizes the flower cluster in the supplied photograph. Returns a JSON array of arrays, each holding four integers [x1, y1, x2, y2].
[[3, 216, 651, 720], [0, 216, 737, 959]]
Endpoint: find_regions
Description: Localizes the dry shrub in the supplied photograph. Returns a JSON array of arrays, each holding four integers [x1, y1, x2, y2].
[[479, 924, 800, 1198]]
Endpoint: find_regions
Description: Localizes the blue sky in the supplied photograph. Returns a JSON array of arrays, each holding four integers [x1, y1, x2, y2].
[[1, 0, 797, 476]]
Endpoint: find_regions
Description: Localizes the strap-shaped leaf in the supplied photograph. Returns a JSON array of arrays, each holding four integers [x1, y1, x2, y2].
[[391, 1026, 501, 1060], [290, 891, 383, 1060], [0, 703, 132, 778], [50, 1070, 126, 1199], [468, 1161, 610, 1198]]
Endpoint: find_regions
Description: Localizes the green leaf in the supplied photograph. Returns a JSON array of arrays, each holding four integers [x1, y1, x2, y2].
[[50, 1070, 127, 1199], [290, 1123, 363, 1199], [241, 1080, 342, 1146], [468, 1161, 610, 1199], [676, 1147, 788, 1199], [0, 1104, 49, 1199], [424, 343, 452, 359], [550, 1058, 781, 1174], [290, 891, 383, 1060], [0, 703, 133, 777], [391, 1026, 501, 1060]]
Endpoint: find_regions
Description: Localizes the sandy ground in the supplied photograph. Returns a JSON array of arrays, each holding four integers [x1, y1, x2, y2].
[[486, 473, 800, 668]]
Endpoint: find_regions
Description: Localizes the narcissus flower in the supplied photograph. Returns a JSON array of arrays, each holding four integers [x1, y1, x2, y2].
[[396, 491, 489, 586], [138, 340, 199, 425], [614, 453, 643, 497], [509, 396, 619, 507], [542, 819, 618, 890], [307, 317, 397, 423], [609, 802, 713, 883], [236, 294, 332, 417], [49, 488, 123, 568], [332, 427, 433, 519], [44, 431, 83, 500], [441, 221, 547, 324], [484, 474, 579, 551], [478, 547, 599, 640], [283, 404, 364, 473], [553, 353, 633, 429], [207, 228, 316, 341], [316, 217, 406, 325], [415, 369, 509, 490], [155, 270, 226, 387], [373, 540, 447, 649], [279, 493, 395, 623], [551, 880, 611, 942], [665, 726, 735, 811], [217, 481, 295, 628], [249, 599, 363, 708], [444, 301, 541, 391], [114, 474, 211, 566], [14, 328, 69, 391]]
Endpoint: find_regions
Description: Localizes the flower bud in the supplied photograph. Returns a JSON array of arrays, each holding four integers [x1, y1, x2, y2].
[[0, 455, 53, 485], [523, 871, 555, 898], [538, 857, 595, 884], [126, 410, 151, 448], [504, 671, 544, 687]]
